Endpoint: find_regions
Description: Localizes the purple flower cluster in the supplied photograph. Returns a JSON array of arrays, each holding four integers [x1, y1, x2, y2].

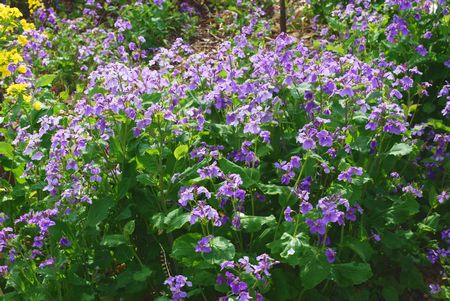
[[337, 166, 363, 183], [275, 155, 301, 185], [178, 185, 211, 207], [164, 275, 192, 301], [218, 254, 278, 300], [195, 235, 214, 253], [305, 195, 362, 235]]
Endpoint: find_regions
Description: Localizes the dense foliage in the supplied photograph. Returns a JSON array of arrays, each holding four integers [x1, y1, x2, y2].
[[0, 0, 449, 300]]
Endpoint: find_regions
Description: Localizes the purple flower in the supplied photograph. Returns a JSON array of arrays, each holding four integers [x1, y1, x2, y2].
[[153, 0, 165, 6], [299, 201, 313, 214], [178, 185, 211, 207], [423, 31, 432, 39], [437, 191, 449, 204], [442, 229, 450, 244], [284, 206, 293, 222], [59, 237, 71, 247], [323, 80, 336, 94], [195, 235, 214, 253], [371, 230, 381, 242], [302, 138, 316, 150], [260, 130, 270, 144], [427, 249, 439, 264], [198, 162, 223, 179], [337, 166, 363, 183], [306, 218, 326, 235], [415, 45, 427, 56], [0, 265, 8, 276], [190, 201, 222, 226], [317, 130, 333, 147], [39, 257, 55, 268], [402, 185, 423, 198], [339, 87, 354, 97], [164, 275, 192, 301], [325, 248, 336, 263], [0, 212, 8, 223], [66, 158, 78, 171], [429, 284, 441, 295]]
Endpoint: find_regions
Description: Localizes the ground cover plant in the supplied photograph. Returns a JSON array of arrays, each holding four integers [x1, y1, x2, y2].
[[0, 0, 449, 300]]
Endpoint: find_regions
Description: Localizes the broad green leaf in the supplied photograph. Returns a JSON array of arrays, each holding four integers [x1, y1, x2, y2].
[[36, 74, 57, 87], [101, 234, 127, 247], [258, 184, 290, 196], [164, 208, 190, 232], [123, 220, 135, 239], [0, 142, 13, 158], [418, 213, 440, 233], [382, 286, 399, 301], [203, 236, 235, 265], [386, 143, 413, 157], [239, 213, 276, 233], [174, 145, 189, 160], [299, 248, 331, 289], [86, 198, 113, 227], [343, 238, 374, 262], [386, 197, 419, 225], [133, 266, 152, 282], [142, 92, 162, 108], [332, 262, 372, 286], [268, 232, 309, 266]]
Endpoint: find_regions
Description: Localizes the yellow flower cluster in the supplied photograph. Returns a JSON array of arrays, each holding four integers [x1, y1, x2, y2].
[[0, 4, 23, 34], [17, 35, 29, 46], [20, 19, 35, 31], [5, 83, 38, 109], [0, 5, 33, 80], [28, 0, 44, 14], [6, 83, 29, 96], [0, 49, 24, 77], [0, 4, 41, 111]]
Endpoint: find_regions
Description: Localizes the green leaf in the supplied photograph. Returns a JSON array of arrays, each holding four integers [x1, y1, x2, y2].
[[142, 92, 162, 108], [332, 263, 372, 286], [164, 208, 190, 232], [174, 145, 189, 160], [36, 74, 57, 87], [343, 238, 374, 262], [382, 286, 399, 301], [101, 234, 128, 247], [268, 232, 309, 266], [0, 142, 14, 158], [86, 198, 113, 227], [203, 236, 235, 265], [123, 220, 135, 239], [386, 197, 420, 225], [299, 248, 331, 289], [386, 143, 413, 157], [418, 213, 440, 233], [239, 213, 276, 233], [258, 184, 290, 196], [133, 266, 152, 282]]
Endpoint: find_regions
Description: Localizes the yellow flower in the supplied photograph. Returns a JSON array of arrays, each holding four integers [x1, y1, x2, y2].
[[17, 65, 27, 74], [28, 0, 44, 14], [33, 101, 42, 111], [23, 95, 32, 103], [20, 19, 35, 31], [6, 83, 29, 96], [0, 65, 11, 77], [17, 35, 28, 46]]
